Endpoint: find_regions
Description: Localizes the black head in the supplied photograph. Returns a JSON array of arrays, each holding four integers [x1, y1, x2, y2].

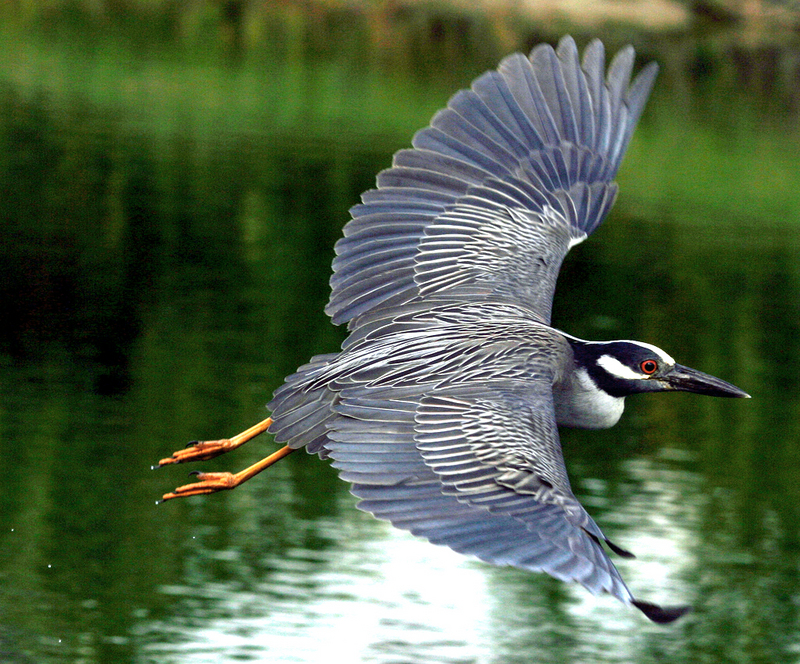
[[571, 339, 750, 399]]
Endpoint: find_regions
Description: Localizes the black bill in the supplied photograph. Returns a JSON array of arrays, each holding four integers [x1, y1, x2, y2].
[[664, 364, 750, 398]]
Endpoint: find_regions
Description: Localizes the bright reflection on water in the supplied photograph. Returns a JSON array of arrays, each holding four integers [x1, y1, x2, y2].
[[133, 452, 712, 663], [142, 508, 495, 663]]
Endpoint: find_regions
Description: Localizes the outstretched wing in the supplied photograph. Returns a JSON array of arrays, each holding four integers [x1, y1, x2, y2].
[[325, 382, 686, 622], [326, 36, 657, 327], [327, 382, 632, 604]]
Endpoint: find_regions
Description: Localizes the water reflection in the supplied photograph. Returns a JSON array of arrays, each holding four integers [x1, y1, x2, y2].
[[134, 452, 714, 664], [140, 501, 494, 663], [1, 22, 799, 664]]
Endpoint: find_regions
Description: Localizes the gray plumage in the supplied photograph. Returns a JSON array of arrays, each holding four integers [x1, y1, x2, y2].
[[326, 37, 654, 327], [266, 36, 747, 623], [270, 301, 636, 609]]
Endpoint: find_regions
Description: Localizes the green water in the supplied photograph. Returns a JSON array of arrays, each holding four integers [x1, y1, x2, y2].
[[1, 20, 799, 664]]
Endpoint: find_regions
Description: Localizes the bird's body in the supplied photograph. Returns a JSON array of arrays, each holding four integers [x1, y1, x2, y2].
[[158, 36, 750, 624]]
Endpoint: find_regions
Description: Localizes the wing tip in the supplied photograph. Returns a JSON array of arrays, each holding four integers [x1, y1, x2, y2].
[[604, 537, 635, 559], [632, 600, 692, 624]]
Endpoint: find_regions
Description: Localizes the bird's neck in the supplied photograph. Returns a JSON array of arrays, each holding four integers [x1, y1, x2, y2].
[[553, 365, 626, 429], [553, 336, 627, 429]]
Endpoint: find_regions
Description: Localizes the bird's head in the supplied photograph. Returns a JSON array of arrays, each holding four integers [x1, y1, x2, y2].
[[573, 340, 750, 399]]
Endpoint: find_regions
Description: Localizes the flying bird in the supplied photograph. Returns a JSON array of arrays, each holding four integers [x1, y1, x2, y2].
[[156, 36, 749, 623]]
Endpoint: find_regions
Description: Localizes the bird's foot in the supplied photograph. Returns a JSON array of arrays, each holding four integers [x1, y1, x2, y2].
[[153, 417, 274, 468], [156, 439, 236, 466], [156, 443, 295, 503], [158, 471, 239, 502]]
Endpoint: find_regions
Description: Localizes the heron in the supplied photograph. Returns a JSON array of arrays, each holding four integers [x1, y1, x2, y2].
[[156, 36, 749, 623]]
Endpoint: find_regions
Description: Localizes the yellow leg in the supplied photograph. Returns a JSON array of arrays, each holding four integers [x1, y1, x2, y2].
[[158, 444, 295, 502], [155, 417, 273, 466]]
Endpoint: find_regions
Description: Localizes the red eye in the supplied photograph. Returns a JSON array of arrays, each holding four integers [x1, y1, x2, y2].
[[640, 359, 658, 375]]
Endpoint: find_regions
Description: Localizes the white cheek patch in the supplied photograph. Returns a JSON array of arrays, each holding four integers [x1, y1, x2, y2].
[[597, 354, 646, 380]]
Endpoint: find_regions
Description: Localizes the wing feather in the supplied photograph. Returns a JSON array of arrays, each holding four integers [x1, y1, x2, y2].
[[327, 37, 657, 327], [530, 40, 579, 143], [556, 36, 595, 148], [320, 382, 635, 603]]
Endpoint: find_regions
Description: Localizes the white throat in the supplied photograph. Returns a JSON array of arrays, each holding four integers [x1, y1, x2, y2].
[[554, 367, 626, 430]]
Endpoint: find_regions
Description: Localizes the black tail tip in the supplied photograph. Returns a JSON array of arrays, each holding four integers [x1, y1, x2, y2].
[[632, 600, 692, 624]]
